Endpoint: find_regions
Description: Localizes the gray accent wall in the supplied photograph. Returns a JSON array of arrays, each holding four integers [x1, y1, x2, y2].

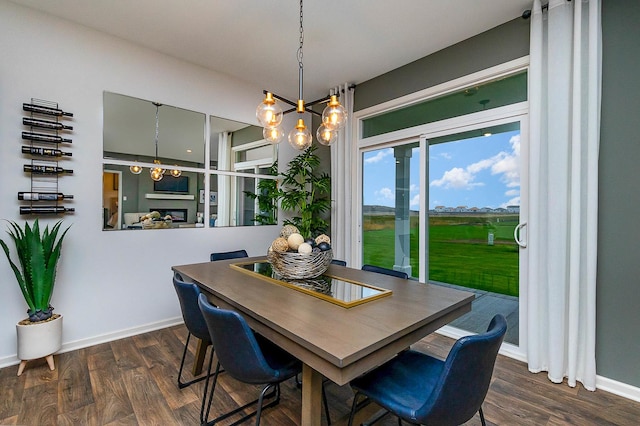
[[354, 18, 530, 112], [353, 9, 640, 389], [597, 0, 640, 388]]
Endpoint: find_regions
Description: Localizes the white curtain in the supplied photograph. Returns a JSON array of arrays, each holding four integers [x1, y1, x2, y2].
[[527, 0, 601, 390], [330, 84, 355, 265]]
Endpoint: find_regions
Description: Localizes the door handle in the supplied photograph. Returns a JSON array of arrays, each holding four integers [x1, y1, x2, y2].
[[514, 222, 527, 248]]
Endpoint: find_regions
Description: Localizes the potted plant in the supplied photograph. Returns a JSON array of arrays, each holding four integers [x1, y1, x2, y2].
[[278, 146, 331, 238], [0, 219, 71, 376]]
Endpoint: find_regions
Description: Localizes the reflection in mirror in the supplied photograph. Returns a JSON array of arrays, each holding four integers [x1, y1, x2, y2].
[[102, 92, 279, 230], [103, 164, 205, 230], [210, 115, 278, 227], [103, 92, 206, 230], [104, 92, 205, 167]]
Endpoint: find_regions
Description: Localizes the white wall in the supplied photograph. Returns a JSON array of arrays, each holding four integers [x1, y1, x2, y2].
[[0, 1, 285, 365]]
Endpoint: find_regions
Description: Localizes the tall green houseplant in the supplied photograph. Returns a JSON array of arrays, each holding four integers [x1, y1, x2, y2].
[[279, 145, 331, 238], [0, 219, 70, 322]]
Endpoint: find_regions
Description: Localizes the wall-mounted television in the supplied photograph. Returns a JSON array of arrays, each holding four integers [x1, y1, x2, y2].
[[153, 175, 189, 193]]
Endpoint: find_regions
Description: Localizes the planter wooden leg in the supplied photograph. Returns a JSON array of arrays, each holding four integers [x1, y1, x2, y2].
[[17, 360, 27, 376], [45, 354, 55, 371]]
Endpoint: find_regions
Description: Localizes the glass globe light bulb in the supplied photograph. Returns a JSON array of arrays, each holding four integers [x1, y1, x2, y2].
[[170, 168, 182, 178], [288, 118, 312, 150], [150, 168, 163, 181], [263, 126, 284, 144], [316, 124, 337, 146], [256, 92, 283, 128], [129, 163, 142, 174], [152, 159, 166, 175], [322, 95, 347, 130]]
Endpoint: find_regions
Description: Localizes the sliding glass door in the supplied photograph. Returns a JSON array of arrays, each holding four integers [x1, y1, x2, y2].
[[361, 117, 527, 347]]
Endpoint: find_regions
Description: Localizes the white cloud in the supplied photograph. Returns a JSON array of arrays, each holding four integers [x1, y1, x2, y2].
[[500, 196, 520, 209], [410, 184, 419, 193], [491, 136, 520, 188], [505, 189, 519, 197], [431, 134, 521, 193], [364, 148, 393, 164], [410, 194, 420, 208], [430, 167, 483, 189], [375, 187, 394, 200]]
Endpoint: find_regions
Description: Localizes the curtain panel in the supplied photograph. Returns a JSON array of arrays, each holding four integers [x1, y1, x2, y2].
[[527, 0, 601, 390], [330, 84, 355, 265]]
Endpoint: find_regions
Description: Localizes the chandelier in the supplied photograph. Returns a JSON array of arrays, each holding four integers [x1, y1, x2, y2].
[[256, 0, 347, 150], [129, 102, 181, 180]]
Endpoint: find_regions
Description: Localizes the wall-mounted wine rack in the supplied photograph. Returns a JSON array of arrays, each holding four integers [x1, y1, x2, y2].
[[20, 98, 75, 215]]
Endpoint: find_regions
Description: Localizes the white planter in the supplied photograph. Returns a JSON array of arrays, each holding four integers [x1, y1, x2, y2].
[[16, 314, 63, 375]]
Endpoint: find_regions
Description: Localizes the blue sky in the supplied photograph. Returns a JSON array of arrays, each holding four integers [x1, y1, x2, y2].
[[362, 130, 521, 210]]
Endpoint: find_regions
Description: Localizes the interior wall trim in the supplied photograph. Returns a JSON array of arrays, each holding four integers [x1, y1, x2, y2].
[[0, 317, 183, 369]]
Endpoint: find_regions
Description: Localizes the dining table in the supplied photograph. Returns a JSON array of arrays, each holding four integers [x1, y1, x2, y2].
[[172, 256, 474, 426]]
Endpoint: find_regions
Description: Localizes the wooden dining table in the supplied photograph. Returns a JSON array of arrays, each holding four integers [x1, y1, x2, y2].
[[172, 257, 474, 426]]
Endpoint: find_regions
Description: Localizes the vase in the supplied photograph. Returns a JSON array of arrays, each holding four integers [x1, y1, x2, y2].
[[16, 314, 63, 376]]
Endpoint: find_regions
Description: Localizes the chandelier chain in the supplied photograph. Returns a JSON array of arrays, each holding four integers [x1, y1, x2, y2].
[[154, 103, 160, 159]]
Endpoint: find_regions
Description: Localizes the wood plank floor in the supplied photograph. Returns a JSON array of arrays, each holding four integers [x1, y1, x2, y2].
[[1, 324, 639, 425]]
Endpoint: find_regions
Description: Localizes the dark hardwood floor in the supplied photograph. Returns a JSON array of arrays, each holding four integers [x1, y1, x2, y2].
[[1, 324, 639, 425]]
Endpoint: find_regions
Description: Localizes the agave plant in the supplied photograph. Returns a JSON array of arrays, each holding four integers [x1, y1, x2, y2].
[[0, 219, 70, 322]]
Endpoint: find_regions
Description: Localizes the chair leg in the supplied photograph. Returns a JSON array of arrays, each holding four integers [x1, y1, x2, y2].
[[348, 392, 371, 426], [254, 383, 280, 426], [178, 333, 212, 389], [479, 406, 487, 426], [202, 377, 281, 426], [200, 359, 222, 425]]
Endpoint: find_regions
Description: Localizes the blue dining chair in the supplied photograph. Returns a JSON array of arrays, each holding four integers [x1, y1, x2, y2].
[[361, 264, 408, 280], [210, 249, 248, 262], [172, 273, 216, 389], [198, 293, 302, 426], [348, 314, 507, 426], [331, 259, 347, 266]]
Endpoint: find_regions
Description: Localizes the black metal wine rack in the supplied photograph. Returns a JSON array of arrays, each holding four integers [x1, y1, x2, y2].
[[20, 98, 75, 215]]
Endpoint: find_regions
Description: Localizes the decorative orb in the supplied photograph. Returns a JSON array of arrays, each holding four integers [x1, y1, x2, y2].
[[280, 224, 300, 239], [304, 238, 316, 247], [287, 233, 304, 251], [317, 241, 331, 251], [298, 242, 313, 254], [271, 237, 289, 252], [315, 234, 331, 245]]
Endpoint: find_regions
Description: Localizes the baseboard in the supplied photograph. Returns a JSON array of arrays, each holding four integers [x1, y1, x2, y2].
[[0, 316, 184, 370], [437, 326, 640, 403], [596, 375, 640, 403]]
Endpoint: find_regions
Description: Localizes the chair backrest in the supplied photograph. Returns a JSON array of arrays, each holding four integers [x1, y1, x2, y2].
[[210, 249, 248, 262], [416, 314, 507, 425], [331, 259, 347, 267], [172, 274, 211, 342], [197, 293, 283, 384], [361, 264, 408, 279]]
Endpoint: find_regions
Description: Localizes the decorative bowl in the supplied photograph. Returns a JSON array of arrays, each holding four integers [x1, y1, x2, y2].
[[267, 248, 333, 279]]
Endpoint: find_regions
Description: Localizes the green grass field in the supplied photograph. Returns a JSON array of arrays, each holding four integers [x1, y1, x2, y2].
[[362, 214, 519, 297]]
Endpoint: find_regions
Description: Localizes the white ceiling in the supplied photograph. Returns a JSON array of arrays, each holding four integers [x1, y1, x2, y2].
[[10, 0, 532, 101]]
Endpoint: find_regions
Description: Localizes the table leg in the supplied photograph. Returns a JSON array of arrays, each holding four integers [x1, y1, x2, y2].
[[191, 338, 208, 376], [301, 363, 323, 426]]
